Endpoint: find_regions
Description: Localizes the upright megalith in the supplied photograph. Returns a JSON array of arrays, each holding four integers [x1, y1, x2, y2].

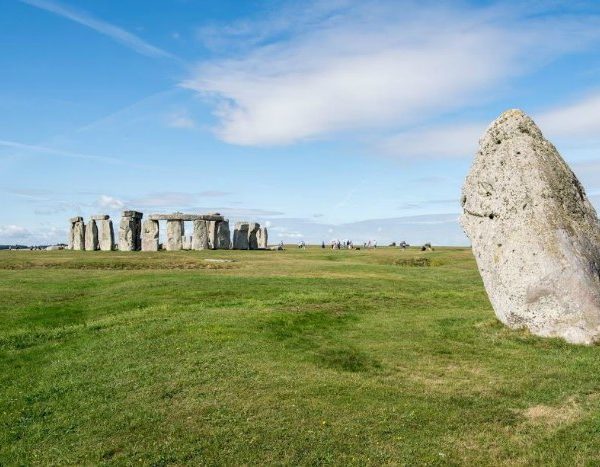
[[216, 220, 231, 249], [69, 216, 85, 250], [257, 227, 268, 249], [233, 222, 250, 250], [182, 236, 192, 250], [248, 223, 260, 250], [141, 219, 159, 251], [461, 109, 600, 345], [97, 217, 114, 251], [85, 219, 99, 251], [192, 220, 209, 250], [119, 211, 143, 251], [166, 220, 184, 251], [207, 221, 218, 250]]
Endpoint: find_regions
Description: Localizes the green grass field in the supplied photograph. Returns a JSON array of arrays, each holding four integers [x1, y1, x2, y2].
[[1, 247, 599, 465]]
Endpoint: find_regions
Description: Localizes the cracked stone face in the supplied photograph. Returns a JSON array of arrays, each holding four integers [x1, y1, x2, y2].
[[192, 220, 209, 250], [141, 219, 159, 251], [461, 109, 600, 344], [85, 219, 99, 251]]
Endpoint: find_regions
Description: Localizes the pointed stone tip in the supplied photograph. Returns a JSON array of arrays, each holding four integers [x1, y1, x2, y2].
[[494, 108, 534, 127], [482, 108, 543, 144], [500, 108, 527, 118]]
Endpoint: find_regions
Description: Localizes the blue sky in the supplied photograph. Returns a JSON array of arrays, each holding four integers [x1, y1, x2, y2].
[[2, 0, 600, 245]]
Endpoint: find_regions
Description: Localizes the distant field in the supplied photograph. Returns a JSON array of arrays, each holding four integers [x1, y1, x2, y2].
[[1, 247, 599, 465]]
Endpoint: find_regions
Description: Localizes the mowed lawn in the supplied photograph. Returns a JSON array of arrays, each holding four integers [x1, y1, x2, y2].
[[1, 247, 599, 465]]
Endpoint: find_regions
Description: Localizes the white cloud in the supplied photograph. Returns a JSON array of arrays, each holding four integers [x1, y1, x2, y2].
[[0, 138, 124, 165], [273, 226, 304, 238], [20, 0, 176, 60], [183, 1, 600, 146], [0, 225, 31, 239], [378, 91, 600, 160], [166, 111, 196, 129], [379, 123, 484, 159], [98, 195, 124, 210], [197, 190, 230, 197], [538, 92, 600, 140], [0, 224, 68, 245]]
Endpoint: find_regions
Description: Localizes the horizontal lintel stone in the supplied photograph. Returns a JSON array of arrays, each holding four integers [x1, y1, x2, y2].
[[149, 213, 224, 221], [121, 210, 143, 219], [91, 215, 109, 220]]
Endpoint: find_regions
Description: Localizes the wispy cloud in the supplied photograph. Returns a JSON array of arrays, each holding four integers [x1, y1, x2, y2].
[[98, 195, 125, 210], [0, 224, 67, 245], [0, 138, 158, 170], [380, 90, 600, 160], [20, 0, 177, 60], [166, 110, 196, 129], [379, 123, 484, 159], [398, 199, 457, 210], [198, 190, 230, 197], [1, 187, 55, 201], [0, 138, 124, 164], [0, 224, 31, 239], [538, 91, 600, 140], [183, 1, 600, 146]]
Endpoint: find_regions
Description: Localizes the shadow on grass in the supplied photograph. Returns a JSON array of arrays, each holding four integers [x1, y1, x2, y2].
[[315, 345, 382, 372], [258, 310, 382, 372]]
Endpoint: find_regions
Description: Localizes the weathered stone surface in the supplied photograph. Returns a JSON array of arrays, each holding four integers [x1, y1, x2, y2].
[[119, 215, 142, 251], [72, 219, 85, 250], [166, 220, 184, 251], [216, 220, 231, 249], [149, 213, 224, 221], [68, 223, 74, 250], [141, 219, 159, 251], [192, 220, 209, 250], [257, 227, 268, 249], [207, 221, 218, 250], [91, 214, 109, 220], [122, 210, 143, 219], [70, 216, 83, 223], [248, 223, 260, 250], [182, 236, 192, 250], [98, 219, 114, 251], [233, 222, 249, 250], [85, 219, 99, 251], [461, 109, 600, 345]]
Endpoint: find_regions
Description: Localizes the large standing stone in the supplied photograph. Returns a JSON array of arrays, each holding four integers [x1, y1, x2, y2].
[[233, 222, 249, 250], [207, 221, 218, 250], [192, 220, 209, 250], [166, 220, 184, 251], [216, 220, 231, 249], [85, 219, 99, 251], [69, 217, 84, 250], [248, 223, 260, 250], [141, 219, 159, 251], [182, 236, 192, 250], [119, 211, 143, 251], [257, 227, 268, 249], [98, 219, 114, 251], [461, 109, 600, 345]]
